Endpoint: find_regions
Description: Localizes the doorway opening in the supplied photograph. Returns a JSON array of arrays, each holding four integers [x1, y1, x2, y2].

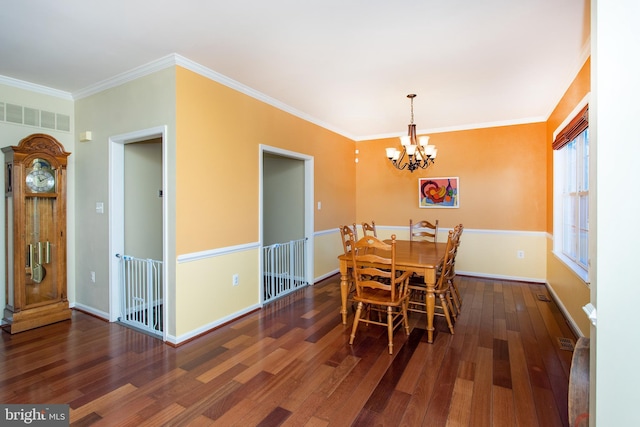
[[109, 126, 168, 341], [260, 145, 314, 304]]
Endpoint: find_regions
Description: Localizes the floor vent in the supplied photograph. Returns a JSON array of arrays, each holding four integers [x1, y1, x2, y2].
[[557, 337, 576, 351], [536, 294, 551, 302]]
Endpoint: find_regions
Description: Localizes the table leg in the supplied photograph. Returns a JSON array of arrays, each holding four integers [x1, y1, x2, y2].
[[339, 260, 349, 324], [425, 269, 437, 343]]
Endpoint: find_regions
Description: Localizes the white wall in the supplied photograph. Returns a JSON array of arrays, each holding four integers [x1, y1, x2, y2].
[[593, 0, 640, 425]]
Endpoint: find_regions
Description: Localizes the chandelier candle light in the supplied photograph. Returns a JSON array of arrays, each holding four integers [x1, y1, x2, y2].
[[386, 94, 437, 172]]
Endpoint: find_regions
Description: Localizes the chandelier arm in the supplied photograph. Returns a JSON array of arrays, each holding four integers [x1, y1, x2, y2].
[[395, 150, 409, 170]]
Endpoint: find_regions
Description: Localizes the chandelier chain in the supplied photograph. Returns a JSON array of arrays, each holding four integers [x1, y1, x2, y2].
[[408, 94, 415, 125]]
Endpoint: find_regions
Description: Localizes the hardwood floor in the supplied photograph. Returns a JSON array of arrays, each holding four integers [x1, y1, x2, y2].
[[0, 275, 577, 426]]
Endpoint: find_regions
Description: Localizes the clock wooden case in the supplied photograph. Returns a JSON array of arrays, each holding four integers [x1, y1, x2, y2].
[[3, 133, 71, 333]]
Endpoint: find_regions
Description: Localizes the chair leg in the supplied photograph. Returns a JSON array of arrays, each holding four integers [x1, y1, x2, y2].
[[449, 278, 462, 310], [446, 290, 457, 321], [350, 302, 363, 345], [387, 306, 394, 355], [402, 300, 410, 335], [439, 294, 455, 335]]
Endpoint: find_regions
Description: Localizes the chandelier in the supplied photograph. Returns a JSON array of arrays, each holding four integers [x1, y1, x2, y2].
[[386, 94, 437, 172]]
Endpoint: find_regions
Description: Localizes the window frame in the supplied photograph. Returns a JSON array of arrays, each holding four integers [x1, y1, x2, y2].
[[552, 99, 590, 284]]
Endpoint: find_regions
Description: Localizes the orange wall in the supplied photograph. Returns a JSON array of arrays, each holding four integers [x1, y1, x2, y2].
[[356, 122, 547, 231], [545, 57, 591, 336], [546, 57, 591, 232], [175, 67, 355, 255]]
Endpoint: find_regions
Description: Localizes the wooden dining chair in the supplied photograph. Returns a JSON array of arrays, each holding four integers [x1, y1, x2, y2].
[[349, 234, 411, 354], [340, 225, 356, 255], [409, 219, 439, 242], [339, 225, 358, 307], [446, 224, 464, 313], [362, 220, 377, 237], [407, 228, 458, 334]]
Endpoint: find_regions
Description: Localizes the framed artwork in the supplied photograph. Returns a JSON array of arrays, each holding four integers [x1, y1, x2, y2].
[[419, 177, 459, 208]]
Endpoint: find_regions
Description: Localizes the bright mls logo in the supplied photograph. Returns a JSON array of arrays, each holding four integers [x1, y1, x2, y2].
[[1, 404, 69, 426]]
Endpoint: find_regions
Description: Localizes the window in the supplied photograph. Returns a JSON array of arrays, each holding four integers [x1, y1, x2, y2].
[[553, 103, 589, 282]]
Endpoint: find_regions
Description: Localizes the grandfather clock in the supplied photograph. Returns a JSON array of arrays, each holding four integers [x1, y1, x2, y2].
[[2, 133, 71, 333]]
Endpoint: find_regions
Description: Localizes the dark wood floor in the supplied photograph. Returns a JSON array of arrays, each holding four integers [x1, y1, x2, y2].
[[0, 275, 576, 427]]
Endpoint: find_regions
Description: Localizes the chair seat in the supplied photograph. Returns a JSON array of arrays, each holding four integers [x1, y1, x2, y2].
[[354, 288, 408, 307]]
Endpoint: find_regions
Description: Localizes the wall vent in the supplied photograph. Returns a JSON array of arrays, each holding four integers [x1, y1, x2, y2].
[[0, 101, 71, 133], [557, 337, 576, 351], [24, 107, 40, 127], [56, 113, 70, 131], [41, 110, 56, 129], [6, 103, 23, 124]]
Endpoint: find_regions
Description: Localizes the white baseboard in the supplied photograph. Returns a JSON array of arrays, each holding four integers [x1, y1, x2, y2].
[[165, 302, 262, 346], [545, 281, 585, 338], [72, 302, 109, 321], [314, 269, 340, 283], [456, 270, 545, 283]]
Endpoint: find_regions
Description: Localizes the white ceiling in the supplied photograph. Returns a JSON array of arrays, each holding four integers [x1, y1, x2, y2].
[[0, 0, 590, 140]]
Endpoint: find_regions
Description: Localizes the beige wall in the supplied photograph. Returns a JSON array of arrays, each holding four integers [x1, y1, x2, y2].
[[73, 68, 177, 334], [124, 139, 163, 260], [175, 248, 260, 338], [263, 153, 304, 246]]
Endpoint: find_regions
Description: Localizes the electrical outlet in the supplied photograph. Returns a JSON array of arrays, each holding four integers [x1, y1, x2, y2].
[[232, 274, 239, 286], [90, 271, 96, 283], [517, 250, 525, 259]]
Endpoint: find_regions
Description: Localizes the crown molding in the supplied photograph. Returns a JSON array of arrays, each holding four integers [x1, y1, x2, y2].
[[359, 116, 547, 142], [69, 53, 355, 140], [172, 54, 355, 140], [72, 54, 178, 100], [0, 75, 73, 100]]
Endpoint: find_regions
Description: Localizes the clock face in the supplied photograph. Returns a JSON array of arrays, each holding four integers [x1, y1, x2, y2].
[[26, 159, 55, 193]]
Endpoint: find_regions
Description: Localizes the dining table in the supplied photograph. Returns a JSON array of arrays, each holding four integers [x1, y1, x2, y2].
[[338, 239, 447, 343]]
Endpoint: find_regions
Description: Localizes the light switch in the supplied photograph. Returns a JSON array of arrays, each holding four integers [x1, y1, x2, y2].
[[96, 202, 104, 214]]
